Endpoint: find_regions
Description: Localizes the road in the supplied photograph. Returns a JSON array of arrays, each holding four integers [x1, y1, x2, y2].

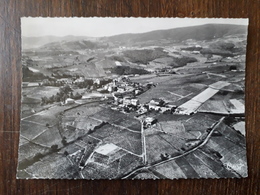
[[136, 118, 147, 165]]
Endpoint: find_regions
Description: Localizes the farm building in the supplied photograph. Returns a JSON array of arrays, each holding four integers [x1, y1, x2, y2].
[[65, 98, 75, 104], [92, 143, 125, 165], [27, 82, 40, 87], [115, 61, 122, 66], [131, 99, 139, 106], [144, 117, 157, 128], [150, 98, 165, 106]]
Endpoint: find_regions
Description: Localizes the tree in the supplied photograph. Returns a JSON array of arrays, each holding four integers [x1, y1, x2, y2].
[[41, 96, 48, 105], [59, 85, 72, 95], [61, 137, 68, 146], [51, 144, 58, 152], [73, 92, 82, 100], [33, 153, 44, 162], [64, 151, 69, 156]]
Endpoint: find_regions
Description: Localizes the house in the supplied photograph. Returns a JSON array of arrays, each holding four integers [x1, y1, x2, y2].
[[117, 87, 125, 93], [93, 78, 100, 85], [144, 117, 157, 128], [137, 106, 148, 114], [27, 82, 39, 87], [65, 98, 75, 104], [115, 61, 122, 66], [149, 98, 165, 106], [122, 97, 131, 105], [191, 51, 200, 54], [131, 99, 139, 106], [135, 89, 142, 95], [148, 99, 165, 111], [57, 78, 73, 84], [74, 77, 84, 83], [148, 102, 161, 111]]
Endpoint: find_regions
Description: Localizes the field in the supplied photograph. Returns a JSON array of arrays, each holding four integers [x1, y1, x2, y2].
[[152, 160, 187, 179], [91, 108, 141, 132], [206, 137, 247, 177], [184, 152, 218, 178], [23, 105, 71, 126], [133, 171, 158, 179], [62, 102, 102, 117], [214, 122, 246, 147], [183, 113, 222, 133], [64, 135, 101, 166], [20, 120, 48, 140], [90, 124, 142, 155], [137, 74, 212, 104], [22, 86, 60, 99], [18, 142, 50, 163], [198, 100, 229, 114], [151, 144, 238, 179], [24, 153, 79, 179], [145, 132, 182, 164], [82, 153, 143, 179], [31, 125, 63, 148]]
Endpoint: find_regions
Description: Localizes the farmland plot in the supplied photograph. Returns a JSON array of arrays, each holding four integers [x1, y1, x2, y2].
[[92, 108, 141, 132], [152, 161, 187, 179], [32, 125, 63, 148], [18, 142, 50, 162], [90, 124, 142, 155], [184, 153, 218, 178], [146, 133, 181, 164], [63, 102, 102, 118], [25, 153, 79, 179], [82, 153, 142, 179], [206, 137, 247, 177], [20, 120, 48, 140]]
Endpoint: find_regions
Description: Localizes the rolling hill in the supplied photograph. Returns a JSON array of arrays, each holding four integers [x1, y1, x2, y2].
[[39, 40, 105, 51], [101, 23, 248, 44], [22, 35, 97, 50], [24, 23, 247, 51]]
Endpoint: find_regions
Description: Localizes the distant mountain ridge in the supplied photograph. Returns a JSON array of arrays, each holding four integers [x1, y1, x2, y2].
[[103, 23, 248, 43], [22, 35, 97, 50], [22, 23, 248, 50]]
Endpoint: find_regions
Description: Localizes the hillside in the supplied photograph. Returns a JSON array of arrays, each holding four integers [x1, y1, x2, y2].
[[23, 23, 248, 51], [39, 40, 106, 51], [22, 35, 96, 50], [102, 23, 248, 44]]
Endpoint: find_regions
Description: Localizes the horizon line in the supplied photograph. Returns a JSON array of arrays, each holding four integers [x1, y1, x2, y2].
[[22, 23, 248, 39]]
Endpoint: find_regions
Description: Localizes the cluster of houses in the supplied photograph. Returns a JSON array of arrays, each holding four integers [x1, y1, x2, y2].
[[100, 75, 155, 97]]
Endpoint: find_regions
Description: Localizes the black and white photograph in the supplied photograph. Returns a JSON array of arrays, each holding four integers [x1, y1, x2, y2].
[[17, 17, 248, 179]]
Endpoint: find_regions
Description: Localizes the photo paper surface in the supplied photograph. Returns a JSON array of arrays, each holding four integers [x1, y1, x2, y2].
[[17, 17, 248, 179]]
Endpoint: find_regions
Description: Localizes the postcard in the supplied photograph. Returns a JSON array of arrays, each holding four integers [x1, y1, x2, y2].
[[17, 17, 248, 179]]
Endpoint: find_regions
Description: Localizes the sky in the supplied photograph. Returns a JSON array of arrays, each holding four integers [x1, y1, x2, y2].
[[21, 17, 248, 37]]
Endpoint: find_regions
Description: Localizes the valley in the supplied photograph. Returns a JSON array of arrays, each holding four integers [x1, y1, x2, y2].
[[18, 23, 247, 179]]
